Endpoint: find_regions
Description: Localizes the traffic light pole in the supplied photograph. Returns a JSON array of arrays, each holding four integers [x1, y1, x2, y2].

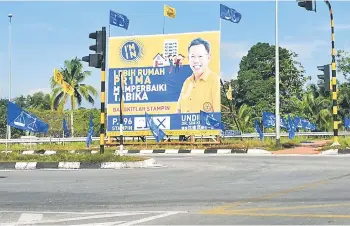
[[325, 0, 340, 146], [100, 27, 106, 154]]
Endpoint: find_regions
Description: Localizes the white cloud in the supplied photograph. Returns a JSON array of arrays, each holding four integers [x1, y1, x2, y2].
[[221, 42, 251, 60], [280, 39, 328, 60], [317, 24, 350, 31], [27, 88, 51, 95]]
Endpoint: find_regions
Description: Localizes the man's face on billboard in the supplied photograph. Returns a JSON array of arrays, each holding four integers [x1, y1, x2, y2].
[[188, 44, 210, 76]]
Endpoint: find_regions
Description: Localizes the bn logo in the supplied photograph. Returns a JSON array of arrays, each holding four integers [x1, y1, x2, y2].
[[121, 40, 142, 62]]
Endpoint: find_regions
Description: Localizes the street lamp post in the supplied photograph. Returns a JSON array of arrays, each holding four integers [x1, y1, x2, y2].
[[275, 0, 281, 147], [7, 14, 12, 150]]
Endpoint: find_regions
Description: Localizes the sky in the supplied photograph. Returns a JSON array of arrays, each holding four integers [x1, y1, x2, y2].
[[0, 0, 350, 109]]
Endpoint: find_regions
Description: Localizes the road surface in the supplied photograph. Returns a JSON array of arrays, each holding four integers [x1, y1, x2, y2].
[[1, 155, 350, 225]]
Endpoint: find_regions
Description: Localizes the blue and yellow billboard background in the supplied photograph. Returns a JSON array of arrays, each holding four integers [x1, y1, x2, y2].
[[107, 31, 221, 136]]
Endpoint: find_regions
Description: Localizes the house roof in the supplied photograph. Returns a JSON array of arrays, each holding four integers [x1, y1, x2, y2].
[[153, 53, 165, 60]]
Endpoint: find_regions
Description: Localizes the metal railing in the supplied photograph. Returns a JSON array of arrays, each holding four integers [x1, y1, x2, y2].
[[0, 132, 349, 144]]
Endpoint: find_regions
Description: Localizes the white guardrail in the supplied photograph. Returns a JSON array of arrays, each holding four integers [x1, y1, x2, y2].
[[0, 132, 349, 144]]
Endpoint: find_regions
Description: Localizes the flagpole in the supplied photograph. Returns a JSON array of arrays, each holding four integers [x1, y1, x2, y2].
[[163, 4, 166, 34], [119, 71, 124, 155], [109, 24, 111, 37]]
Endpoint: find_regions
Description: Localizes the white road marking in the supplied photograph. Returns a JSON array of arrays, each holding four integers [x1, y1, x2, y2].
[[70, 221, 126, 226], [13, 213, 142, 225], [2, 211, 187, 225], [17, 213, 43, 223], [117, 211, 184, 226], [0, 210, 180, 214]]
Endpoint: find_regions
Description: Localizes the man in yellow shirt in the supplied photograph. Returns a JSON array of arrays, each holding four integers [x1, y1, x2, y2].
[[176, 38, 220, 113]]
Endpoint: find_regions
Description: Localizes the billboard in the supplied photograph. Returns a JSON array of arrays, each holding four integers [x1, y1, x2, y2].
[[107, 31, 221, 136]]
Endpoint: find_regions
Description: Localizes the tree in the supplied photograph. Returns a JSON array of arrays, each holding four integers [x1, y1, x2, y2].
[[50, 57, 98, 136], [50, 57, 98, 112], [336, 49, 350, 81], [13, 92, 51, 110], [234, 42, 310, 118], [338, 82, 350, 119], [290, 91, 332, 131]]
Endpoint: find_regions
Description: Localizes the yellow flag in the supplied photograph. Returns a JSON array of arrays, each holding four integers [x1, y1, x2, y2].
[[62, 81, 74, 96], [226, 84, 233, 100], [164, 5, 176, 18], [53, 68, 64, 85]]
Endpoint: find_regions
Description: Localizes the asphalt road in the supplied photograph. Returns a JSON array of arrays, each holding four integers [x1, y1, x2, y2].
[[1, 155, 350, 225]]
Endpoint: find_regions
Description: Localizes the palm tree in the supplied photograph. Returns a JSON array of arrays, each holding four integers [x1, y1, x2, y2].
[[50, 57, 98, 136], [236, 104, 252, 132], [290, 91, 331, 131]]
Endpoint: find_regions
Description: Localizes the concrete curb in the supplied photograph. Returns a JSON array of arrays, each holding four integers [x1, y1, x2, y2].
[[0, 158, 158, 170], [1, 150, 98, 155], [4, 149, 350, 155], [320, 149, 350, 155], [114, 148, 272, 155], [1, 149, 262, 155]]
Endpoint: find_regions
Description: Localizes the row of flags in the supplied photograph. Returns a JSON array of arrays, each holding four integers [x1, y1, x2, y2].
[[262, 112, 316, 131], [255, 112, 317, 141], [109, 3, 242, 31], [7, 99, 350, 145]]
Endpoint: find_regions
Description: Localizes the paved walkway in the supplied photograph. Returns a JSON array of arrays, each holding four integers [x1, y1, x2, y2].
[[273, 140, 331, 155]]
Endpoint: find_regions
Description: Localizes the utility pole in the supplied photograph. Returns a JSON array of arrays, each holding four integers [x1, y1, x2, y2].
[[275, 0, 280, 147], [6, 13, 13, 151]]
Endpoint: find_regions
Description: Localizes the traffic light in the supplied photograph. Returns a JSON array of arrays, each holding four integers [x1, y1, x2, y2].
[[317, 64, 331, 92], [82, 27, 106, 69], [297, 0, 316, 12]]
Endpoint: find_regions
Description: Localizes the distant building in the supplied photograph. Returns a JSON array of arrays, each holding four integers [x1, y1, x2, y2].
[[164, 40, 178, 57]]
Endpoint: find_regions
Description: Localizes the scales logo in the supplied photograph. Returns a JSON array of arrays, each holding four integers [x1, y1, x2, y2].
[[14, 111, 38, 131], [119, 39, 144, 63]]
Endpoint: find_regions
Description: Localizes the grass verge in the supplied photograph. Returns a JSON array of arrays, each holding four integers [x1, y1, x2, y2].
[[0, 150, 146, 163], [0, 136, 337, 153]]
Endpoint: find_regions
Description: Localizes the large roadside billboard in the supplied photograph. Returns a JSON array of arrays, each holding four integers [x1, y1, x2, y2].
[[107, 31, 221, 136]]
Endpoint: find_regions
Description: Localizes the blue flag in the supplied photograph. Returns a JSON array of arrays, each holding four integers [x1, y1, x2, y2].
[[220, 4, 242, 23], [345, 117, 350, 129], [145, 112, 166, 142], [254, 120, 264, 141], [280, 117, 288, 129], [86, 114, 94, 148], [288, 115, 296, 140], [63, 118, 70, 137], [200, 110, 225, 131], [7, 100, 49, 133], [293, 116, 303, 129], [262, 112, 275, 128], [301, 118, 316, 131], [110, 10, 129, 30]]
